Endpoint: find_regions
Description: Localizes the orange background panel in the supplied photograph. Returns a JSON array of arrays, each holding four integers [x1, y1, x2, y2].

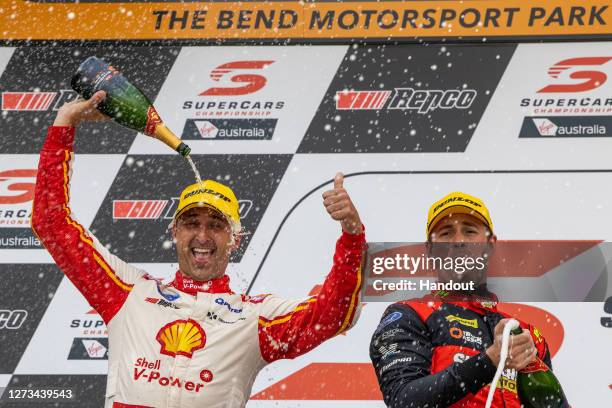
[[0, 0, 610, 41]]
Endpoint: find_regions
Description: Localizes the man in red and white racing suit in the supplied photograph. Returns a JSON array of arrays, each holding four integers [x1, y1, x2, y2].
[[32, 91, 366, 408]]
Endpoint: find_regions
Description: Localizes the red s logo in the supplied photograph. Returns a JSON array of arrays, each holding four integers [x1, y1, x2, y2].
[[0, 169, 37, 204], [200, 61, 274, 96], [538, 57, 612, 93]]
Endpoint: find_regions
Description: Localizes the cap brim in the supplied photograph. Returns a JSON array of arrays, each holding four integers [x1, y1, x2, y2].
[[428, 205, 491, 235], [174, 202, 230, 224]]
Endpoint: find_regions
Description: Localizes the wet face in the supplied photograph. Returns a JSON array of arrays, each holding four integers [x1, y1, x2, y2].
[[428, 213, 496, 285], [172, 207, 238, 282]]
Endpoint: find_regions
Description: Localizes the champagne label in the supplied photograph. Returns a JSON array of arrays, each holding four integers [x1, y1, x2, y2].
[[521, 357, 550, 374], [496, 368, 518, 393], [532, 326, 544, 344], [145, 106, 163, 136], [93, 65, 119, 91]]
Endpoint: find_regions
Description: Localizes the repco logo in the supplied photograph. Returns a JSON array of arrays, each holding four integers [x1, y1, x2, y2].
[[0, 309, 27, 329], [200, 61, 274, 96], [1, 90, 78, 111], [112, 198, 253, 220], [336, 88, 476, 114], [0, 169, 37, 205], [538, 57, 612, 93]]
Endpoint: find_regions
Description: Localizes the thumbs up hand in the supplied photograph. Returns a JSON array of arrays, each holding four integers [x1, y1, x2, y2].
[[322, 172, 363, 235]]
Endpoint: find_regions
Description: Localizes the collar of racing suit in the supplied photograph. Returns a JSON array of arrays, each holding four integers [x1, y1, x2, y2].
[[170, 271, 233, 295]]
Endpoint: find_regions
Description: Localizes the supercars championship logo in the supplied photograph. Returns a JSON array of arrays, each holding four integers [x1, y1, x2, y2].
[[537, 57, 612, 93], [0, 169, 36, 207], [200, 61, 273, 96], [519, 56, 612, 138], [67, 309, 108, 360], [182, 60, 284, 117], [0, 169, 41, 249], [180, 60, 284, 141]]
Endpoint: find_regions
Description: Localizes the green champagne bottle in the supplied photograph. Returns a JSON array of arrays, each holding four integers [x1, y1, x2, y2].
[[71, 56, 191, 157], [511, 327, 567, 408]]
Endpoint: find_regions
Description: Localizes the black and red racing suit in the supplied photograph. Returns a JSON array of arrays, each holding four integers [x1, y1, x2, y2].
[[370, 289, 569, 407]]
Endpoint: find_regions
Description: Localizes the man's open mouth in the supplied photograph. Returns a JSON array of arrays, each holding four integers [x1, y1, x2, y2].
[[191, 247, 214, 264]]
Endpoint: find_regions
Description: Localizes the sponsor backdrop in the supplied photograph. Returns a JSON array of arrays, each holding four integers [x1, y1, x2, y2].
[[0, 41, 611, 407]]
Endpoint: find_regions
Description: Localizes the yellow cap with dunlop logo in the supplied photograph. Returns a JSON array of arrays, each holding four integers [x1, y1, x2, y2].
[[174, 180, 241, 232], [426, 191, 493, 237]]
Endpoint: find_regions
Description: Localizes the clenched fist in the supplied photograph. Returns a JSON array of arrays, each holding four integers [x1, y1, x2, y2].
[[322, 172, 363, 235]]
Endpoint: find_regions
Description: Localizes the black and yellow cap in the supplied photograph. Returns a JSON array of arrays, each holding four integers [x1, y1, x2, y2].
[[174, 180, 241, 232], [427, 191, 493, 237]]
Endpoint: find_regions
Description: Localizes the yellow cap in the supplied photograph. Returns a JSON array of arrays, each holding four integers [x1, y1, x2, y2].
[[426, 192, 493, 237], [174, 180, 241, 231]]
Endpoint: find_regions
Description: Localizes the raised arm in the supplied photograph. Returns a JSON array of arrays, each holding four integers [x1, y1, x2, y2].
[[257, 173, 366, 362], [32, 91, 144, 324]]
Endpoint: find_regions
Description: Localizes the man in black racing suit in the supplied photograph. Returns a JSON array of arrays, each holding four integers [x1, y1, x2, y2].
[[369, 191, 569, 408]]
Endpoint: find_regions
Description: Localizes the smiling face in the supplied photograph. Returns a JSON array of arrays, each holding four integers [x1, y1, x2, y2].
[[428, 212, 496, 285], [172, 206, 239, 282]]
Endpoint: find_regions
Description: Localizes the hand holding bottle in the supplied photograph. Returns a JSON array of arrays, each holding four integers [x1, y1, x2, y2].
[[486, 318, 537, 370], [54, 90, 110, 127]]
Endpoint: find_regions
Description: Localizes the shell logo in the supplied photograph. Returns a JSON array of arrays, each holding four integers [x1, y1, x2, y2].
[[156, 319, 206, 358]]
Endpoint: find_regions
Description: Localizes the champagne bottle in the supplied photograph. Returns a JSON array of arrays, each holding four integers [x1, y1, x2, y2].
[[71, 56, 191, 157], [511, 327, 567, 408]]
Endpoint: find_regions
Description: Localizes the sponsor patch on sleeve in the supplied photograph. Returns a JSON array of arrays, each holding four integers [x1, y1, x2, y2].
[[376, 311, 403, 332]]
